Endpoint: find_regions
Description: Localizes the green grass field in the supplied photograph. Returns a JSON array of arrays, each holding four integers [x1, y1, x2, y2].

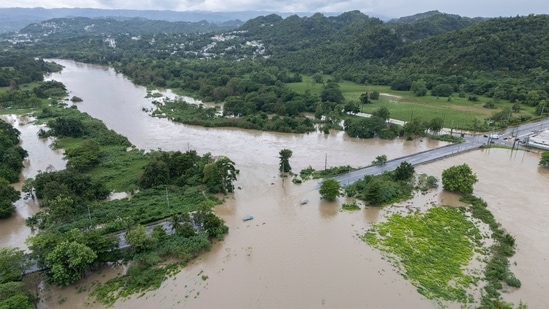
[[288, 77, 538, 131]]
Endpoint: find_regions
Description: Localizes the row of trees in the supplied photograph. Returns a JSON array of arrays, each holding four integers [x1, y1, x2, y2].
[[0, 120, 28, 218], [317, 161, 477, 205], [154, 98, 316, 134], [344, 106, 445, 140]]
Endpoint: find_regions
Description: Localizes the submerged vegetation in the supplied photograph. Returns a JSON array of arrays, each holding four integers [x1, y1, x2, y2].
[[364, 198, 523, 308], [364, 207, 482, 304], [462, 195, 523, 307]]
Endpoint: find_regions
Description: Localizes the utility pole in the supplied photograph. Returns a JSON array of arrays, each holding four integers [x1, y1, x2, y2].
[[166, 186, 170, 208], [347, 166, 351, 186], [87, 205, 93, 229]]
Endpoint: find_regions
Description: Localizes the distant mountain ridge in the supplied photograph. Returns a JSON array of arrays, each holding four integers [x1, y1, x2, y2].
[[0, 7, 351, 33], [18, 17, 242, 37]]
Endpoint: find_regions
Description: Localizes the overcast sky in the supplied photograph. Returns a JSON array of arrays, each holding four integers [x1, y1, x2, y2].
[[2, 0, 548, 18]]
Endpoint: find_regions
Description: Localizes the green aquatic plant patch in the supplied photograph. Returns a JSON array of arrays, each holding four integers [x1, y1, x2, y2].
[[341, 201, 361, 211], [90, 263, 180, 307], [364, 207, 482, 303]]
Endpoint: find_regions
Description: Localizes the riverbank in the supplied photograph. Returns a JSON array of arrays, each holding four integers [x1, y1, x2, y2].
[[4, 59, 542, 308]]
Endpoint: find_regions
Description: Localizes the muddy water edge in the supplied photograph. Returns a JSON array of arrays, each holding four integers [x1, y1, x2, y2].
[[0, 114, 66, 250], [2, 59, 543, 308]]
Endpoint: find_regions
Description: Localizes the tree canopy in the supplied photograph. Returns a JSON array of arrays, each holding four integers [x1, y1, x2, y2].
[[319, 179, 341, 201], [279, 149, 293, 173], [441, 164, 478, 195]]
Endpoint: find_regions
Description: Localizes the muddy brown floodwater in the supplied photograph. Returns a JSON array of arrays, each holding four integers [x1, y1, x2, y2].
[[0, 114, 66, 250], [416, 149, 549, 309], [2, 59, 544, 308]]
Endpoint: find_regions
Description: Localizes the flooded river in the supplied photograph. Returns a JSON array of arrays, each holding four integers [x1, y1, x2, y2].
[[1, 59, 546, 308], [0, 114, 66, 250]]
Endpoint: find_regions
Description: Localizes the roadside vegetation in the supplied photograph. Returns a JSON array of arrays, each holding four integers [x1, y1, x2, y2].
[[346, 162, 419, 206], [300, 165, 353, 180], [539, 151, 549, 167]]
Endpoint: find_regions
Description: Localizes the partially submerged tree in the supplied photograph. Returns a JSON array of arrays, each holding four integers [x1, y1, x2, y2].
[[0, 247, 27, 283], [319, 179, 341, 201], [442, 163, 478, 195], [203, 156, 237, 194], [279, 149, 293, 173], [0, 178, 20, 218], [372, 155, 388, 166]]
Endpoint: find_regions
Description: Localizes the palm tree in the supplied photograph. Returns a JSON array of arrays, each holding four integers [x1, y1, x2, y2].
[[279, 149, 293, 173]]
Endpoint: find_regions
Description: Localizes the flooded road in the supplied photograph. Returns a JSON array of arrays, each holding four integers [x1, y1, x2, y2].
[[3, 59, 545, 308]]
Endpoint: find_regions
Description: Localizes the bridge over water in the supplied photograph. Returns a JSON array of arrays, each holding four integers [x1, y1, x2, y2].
[[331, 118, 549, 186]]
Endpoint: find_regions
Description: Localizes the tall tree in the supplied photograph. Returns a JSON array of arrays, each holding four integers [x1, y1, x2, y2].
[[279, 149, 293, 173], [203, 156, 237, 193], [125, 225, 154, 253]]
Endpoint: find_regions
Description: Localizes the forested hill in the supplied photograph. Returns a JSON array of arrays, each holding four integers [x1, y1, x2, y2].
[[239, 11, 384, 52], [239, 13, 549, 83], [239, 10, 480, 48], [4, 10, 549, 99], [387, 10, 485, 42], [398, 14, 549, 74], [0, 7, 300, 33], [19, 17, 242, 38]]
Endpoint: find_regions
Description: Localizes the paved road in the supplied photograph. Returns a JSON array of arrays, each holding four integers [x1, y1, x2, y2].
[[332, 118, 549, 186]]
